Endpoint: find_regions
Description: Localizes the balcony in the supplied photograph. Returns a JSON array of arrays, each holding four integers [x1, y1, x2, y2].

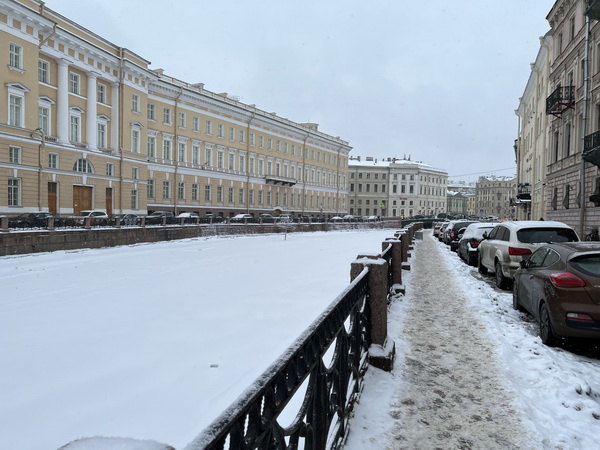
[[546, 86, 574, 117], [583, 130, 600, 167], [516, 183, 531, 201], [587, 0, 600, 20], [264, 175, 296, 187]]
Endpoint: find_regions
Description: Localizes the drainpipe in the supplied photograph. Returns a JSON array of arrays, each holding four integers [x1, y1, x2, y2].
[[300, 132, 309, 217], [245, 107, 257, 214], [173, 87, 183, 215], [32, 128, 46, 210], [580, 15, 590, 237]]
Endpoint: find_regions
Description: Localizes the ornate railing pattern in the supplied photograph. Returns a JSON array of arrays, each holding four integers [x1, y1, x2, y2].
[[185, 268, 371, 450]]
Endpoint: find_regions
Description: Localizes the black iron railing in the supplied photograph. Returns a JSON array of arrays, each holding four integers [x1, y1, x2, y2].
[[185, 268, 371, 450], [546, 86, 574, 116]]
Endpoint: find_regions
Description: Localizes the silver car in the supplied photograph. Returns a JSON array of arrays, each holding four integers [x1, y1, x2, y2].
[[477, 220, 579, 289]]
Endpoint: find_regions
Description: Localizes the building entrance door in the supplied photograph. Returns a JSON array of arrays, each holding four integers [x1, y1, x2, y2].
[[73, 185, 92, 214]]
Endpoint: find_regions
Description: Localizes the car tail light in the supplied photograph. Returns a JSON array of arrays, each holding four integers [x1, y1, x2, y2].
[[550, 272, 586, 288], [469, 238, 481, 249], [508, 247, 532, 256], [566, 312, 594, 323]]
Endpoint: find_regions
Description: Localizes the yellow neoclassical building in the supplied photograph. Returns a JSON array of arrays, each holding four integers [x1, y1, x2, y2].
[[0, 0, 351, 219]]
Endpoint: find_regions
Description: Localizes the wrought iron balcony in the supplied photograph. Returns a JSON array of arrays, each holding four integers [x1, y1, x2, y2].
[[583, 130, 600, 167], [587, 0, 600, 20], [516, 183, 531, 201], [546, 86, 574, 117]]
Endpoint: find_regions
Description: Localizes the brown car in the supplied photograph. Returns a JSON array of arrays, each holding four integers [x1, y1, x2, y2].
[[513, 242, 600, 346]]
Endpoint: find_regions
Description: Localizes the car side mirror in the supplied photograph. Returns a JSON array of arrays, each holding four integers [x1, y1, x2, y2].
[[482, 232, 488, 240], [519, 259, 528, 269]]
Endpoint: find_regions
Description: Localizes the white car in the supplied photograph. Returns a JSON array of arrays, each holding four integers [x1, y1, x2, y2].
[[457, 222, 499, 266], [477, 220, 579, 289]]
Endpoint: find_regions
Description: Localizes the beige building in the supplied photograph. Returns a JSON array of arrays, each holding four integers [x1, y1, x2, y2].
[[0, 0, 351, 219], [349, 156, 448, 218], [476, 176, 517, 219]]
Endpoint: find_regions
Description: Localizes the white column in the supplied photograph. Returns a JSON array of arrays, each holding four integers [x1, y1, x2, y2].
[[111, 82, 119, 151], [56, 59, 70, 145], [86, 72, 98, 151]]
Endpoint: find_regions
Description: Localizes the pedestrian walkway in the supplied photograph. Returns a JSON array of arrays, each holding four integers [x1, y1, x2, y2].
[[344, 231, 540, 450]]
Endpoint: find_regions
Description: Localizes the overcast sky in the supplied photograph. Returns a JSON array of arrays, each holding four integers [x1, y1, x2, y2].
[[47, 0, 553, 182]]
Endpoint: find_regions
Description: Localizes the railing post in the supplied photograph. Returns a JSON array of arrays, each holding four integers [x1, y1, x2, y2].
[[351, 253, 395, 371], [47, 217, 55, 231], [0, 216, 8, 232], [140, 217, 146, 227], [84, 217, 92, 229], [383, 238, 403, 289]]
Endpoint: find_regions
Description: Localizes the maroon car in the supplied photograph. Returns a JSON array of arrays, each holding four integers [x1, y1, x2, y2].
[[513, 242, 600, 346]]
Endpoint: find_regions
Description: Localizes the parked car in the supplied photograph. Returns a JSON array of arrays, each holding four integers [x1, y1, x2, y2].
[[8, 212, 62, 228], [259, 213, 275, 223], [70, 210, 109, 226], [145, 211, 175, 225], [437, 222, 450, 241], [275, 214, 294, 223], [343, 215, 356, 222], [232, 213, 254, 223], [330, 216, 343, 223], [177, 212, 199, 223], [478, 220, 579, 289], [112, 213, 140, 226], [457, 222, 499, 266], [513, 242, 600, 346], [447, 220, 477, 251]]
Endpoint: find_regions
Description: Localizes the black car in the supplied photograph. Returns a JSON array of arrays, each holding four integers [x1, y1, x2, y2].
[[448, 221, 477, 252], [145, 211, 175, 225], [9, 212, 62, 228]]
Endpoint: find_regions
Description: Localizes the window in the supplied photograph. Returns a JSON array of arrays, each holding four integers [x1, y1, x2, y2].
[[74, 158, 94, 173], [97, 83, 106, 103], [69, 113, 80, 142], [162, 180, 171, 199], [228, 186, 234, 203], [9, 146, 20, 164], [259, 135, 264, 148], [192, 183, 199, 201], [205, 119, 212, 135], [239, 188, 244, 204], [250, 132, 255, 146], [132, 94, 140, 113], [69, 72, 80, 94], [228, 153, 235, 170], [193, 117, 200, 132], [216, 123, 224, 138], [147, 179, 155, 198], [9, 93, 23, 127], [9, 43, 22, 69], [131, 190, 138, 210], [217, 186, 223, 202], [97, 122, 107, 149], [229, 126, 235, 141], [131, 128, 140, 153], [192, 144, 200, 165], [8, 178, 20, 206], [48, 153, 58, 169], [268, 138, 272, 150], [205, 147, 212, 166], [38, 59, 49, 83], [239, 129, 245, 143], [163, 107, 171, 125], [147, 103, 156, 121], [276, 141, 281, 152], [106, 163, 113, 176], [132, 167, 139, 180], [178, 142, 186, 163], [178, 182, 185, 200], [38, 105, 50, 135], [217, 150, 224, 169], [178, 111, 186, 128], [205, 184, 211, 202], [147, 136, 156, 158], [162, 138, 172, 160]]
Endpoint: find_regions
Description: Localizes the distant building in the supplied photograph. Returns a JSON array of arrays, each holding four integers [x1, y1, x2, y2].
[[348, 156, 448, 217], [476, 176, 517, 219]]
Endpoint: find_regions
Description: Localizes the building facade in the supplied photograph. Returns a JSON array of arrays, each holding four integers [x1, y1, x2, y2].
[[0, 0, 351, 219], [348, 156, 448, 218], [476, 176, 517, 219]]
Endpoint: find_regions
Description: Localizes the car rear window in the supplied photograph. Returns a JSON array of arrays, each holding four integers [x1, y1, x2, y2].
[[571, 255, 600, 277], [517, 228, 579, 244]]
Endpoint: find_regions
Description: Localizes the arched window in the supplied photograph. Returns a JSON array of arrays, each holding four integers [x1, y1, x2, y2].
[[73, 158, 94, 173]]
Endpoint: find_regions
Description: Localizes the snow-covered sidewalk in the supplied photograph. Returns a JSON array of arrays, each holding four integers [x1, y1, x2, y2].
[[344, 230, 600, 450]]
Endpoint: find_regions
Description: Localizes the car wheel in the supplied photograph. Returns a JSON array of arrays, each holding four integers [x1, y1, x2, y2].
[[468, 251, 477, 267], [477, 254, 488, 274], [539, 303, 557, 347], [495, 262, 510, 290], [512, 282, 525, 312]]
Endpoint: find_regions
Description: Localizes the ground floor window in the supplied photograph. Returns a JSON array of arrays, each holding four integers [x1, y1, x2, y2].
[[8, 178, 20, 206]]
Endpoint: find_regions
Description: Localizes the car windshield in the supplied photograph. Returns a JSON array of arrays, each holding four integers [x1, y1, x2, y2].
[[571, 255, 600, 277], [517, 227, 579, 243]]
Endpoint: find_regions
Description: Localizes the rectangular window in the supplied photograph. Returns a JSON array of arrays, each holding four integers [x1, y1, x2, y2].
[[217, 151, 224, 169], [131, 189, 138, 210], [239, 130, 245, 143], [258, 190, 263, 205], [239, 188, 244, 204], [178, 111, 186, 128], [97, 83, 106, 103], [250, 132, 255, 146], [205, 148, 212, 166], [131, 128, 140, 153], [38, 106, 50, 135], [217, 186, 223, 202], [192, 145, 200, 165], [229, 126, 235, 141], [218, 124, 224, 138], [38, 59, 49, 83], [178, 182, 185, 200], [163, 108, 171, 125], [192, 183, 199, 201], [228, 187, 234, 203], [162, 180, 171, 199], [8, 178, 20, 206], [259, 135, 264, 148], [48, 153, 58, 169], [267, 138, 272, 150], [132, 167, 139, 180], [147, 179, 155, 198], [106, 163, 114, 176], [178, 142, 186, 163], [147, 136, 156, 158], [193, 116, 200, 132], [206, 119, 212, 135], [163, 139, 172, 160], [228, 153, 235, 170], [69, 72, 80, 94], [9, 43, 22, 69], [97, 123, 107, 149], [132, 94, 140, 113], [9, 146, 20, 164], [205, 184, 211, 202], [69, 114, 80, 142], [147, 103, 156, 121], [9, 94, 23, 127]]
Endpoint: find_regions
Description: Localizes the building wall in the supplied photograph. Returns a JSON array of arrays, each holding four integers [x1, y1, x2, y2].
[[476, 176, 517, 219], [0, 0, 350, 219]]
